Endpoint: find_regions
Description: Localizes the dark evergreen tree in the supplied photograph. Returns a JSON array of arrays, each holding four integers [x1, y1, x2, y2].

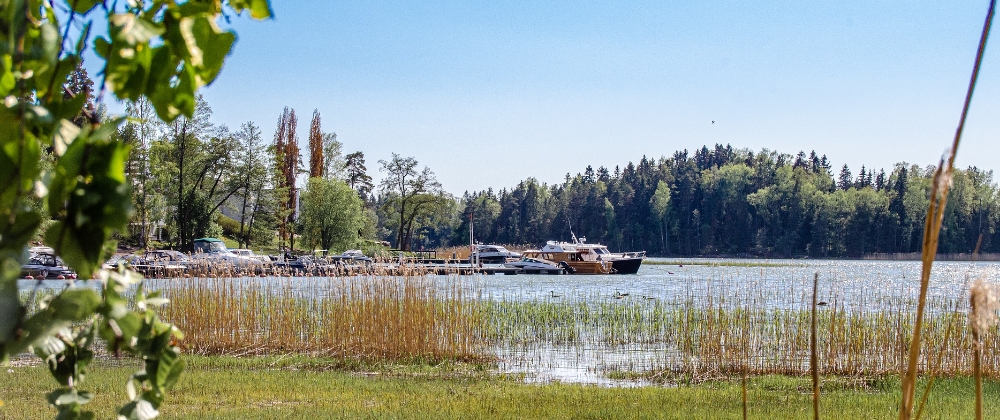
[[344, 151, 374, 200], [838, 164, 853, 190]]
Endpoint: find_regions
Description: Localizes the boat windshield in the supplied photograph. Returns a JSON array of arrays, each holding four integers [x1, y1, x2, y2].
[[194, 240, 229, 254]]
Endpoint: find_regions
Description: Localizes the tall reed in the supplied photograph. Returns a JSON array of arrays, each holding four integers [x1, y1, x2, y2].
[[157, 274, 485, 363], [899, 2, 995, 418]]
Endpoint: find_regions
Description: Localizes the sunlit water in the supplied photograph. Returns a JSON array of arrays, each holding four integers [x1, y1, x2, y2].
[[18, 258, 1000, 386]]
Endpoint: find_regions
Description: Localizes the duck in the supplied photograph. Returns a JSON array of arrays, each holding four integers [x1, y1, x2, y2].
[[550, 291, 562, 298], [817, 301, 828, 306], [642, 295, 656, 300]]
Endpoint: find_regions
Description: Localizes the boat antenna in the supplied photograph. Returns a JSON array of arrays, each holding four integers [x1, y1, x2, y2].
[[567, 217, 578, 244]]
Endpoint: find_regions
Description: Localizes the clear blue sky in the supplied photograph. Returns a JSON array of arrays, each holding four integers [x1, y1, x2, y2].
[[98, 1, 1000, 194]]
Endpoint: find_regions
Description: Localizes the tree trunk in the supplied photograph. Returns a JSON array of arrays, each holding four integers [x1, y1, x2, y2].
[[397, 202, 406, 250], [177, 124, 187, 250]]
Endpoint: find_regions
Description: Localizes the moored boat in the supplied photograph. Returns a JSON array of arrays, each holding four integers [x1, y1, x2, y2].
[[566, 236, 645, 274], [469, 244, 522, 264], [503, 256, 566, 274], [525, 242, 614, 274]]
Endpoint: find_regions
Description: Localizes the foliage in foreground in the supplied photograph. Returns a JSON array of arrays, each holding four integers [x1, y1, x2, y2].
[[0, 1, 271, 418]]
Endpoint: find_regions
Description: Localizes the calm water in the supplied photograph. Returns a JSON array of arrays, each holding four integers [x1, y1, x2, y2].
[[476, 258, 998, 310]]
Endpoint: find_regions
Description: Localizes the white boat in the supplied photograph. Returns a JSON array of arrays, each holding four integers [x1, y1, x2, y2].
[[503, 256, 566, 274], [229, 248, 272, 263], [470, 244, 522, 264], [191, 238, 266, 273]]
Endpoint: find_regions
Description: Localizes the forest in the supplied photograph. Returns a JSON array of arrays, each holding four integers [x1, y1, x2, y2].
[[114, 91, 1000, 258]]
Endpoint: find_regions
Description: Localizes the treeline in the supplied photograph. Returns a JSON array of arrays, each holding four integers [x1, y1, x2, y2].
[[113, 92, 999, 258], [446, 145, 999, 257]]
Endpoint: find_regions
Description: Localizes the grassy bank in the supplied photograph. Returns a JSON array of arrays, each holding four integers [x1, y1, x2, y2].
[[2, 356, 998, 419]]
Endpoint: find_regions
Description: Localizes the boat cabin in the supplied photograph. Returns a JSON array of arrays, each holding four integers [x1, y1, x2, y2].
[[525, 241, 612, 274]]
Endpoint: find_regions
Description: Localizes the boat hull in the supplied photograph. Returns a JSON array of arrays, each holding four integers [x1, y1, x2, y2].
[[608, 257, 643, 274]]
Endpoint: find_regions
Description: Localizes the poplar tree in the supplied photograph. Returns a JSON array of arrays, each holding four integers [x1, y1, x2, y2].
[[308, 109, 324, 179], [273, 107, 301, 250]]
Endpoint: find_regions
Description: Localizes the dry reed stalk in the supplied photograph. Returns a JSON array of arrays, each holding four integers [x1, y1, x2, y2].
[[158, 273, 485, 362], [811, 272, 820, 420], [742, 317, 749, 420], [968, 279, 998, 420], [899, 2, 995, 418], [914, 237, 981, 420]]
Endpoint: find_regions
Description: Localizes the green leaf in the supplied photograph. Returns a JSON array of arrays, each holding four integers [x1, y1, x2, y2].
[[229, 0, 273, 19], [0, 210, 42, 253], [48, 388, 77, 406], [53, 120, 81, 156], [49, 289, 100, 322], [0, 262, 20, 361], [176, 15, 235, 86], [109, 14, 164, 45], [45, 129, 133, 277]]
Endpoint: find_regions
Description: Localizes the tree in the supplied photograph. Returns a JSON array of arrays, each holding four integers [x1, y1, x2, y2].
[[345, 151, 374, 199], [299, 178, 368, 252], [649, 180, 671, 252], [273, 107, 301, 250], [161, 95, 222, 250], [838, 164, 853, 190], [65, 60, 96, 127], [308, 109, 323, 178], [323, 132, 345, 180], [120, 97, 163, 249], [0, 2, 272, 419], [234, 122, 273, 248], [379, 154, 443, 250]]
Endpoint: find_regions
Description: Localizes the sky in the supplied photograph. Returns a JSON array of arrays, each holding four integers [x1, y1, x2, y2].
[[93, 1, 1000, 194]]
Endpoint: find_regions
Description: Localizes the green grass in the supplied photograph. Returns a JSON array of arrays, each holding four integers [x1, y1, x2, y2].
[[3, 356, 998, 419]]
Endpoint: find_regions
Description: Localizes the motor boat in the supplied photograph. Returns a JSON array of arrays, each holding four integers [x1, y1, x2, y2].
[[469, 244, 522, 264], [21, 252, 77, 279], [229, 248, 272, 264], [565, 236, 645, 274], [526, 242, 614, 274], [104, 252, 187, 277], [535, 234, 645, 274], [190, 238, 267, 275], [503, 256, 566, 274]]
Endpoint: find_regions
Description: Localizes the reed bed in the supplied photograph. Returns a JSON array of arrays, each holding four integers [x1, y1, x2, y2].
[[148, 269, 1000, 380], [477, 293, 999, 379], [156, 274, 485, 363]]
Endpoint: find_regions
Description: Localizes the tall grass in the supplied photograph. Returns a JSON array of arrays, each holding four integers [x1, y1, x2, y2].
[[157, 274, 484, 363]]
